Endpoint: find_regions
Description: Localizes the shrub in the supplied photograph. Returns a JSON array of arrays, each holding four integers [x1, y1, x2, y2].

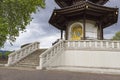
[[0, 52, 2, 58], [4, 52, 11, 58], [112, 31, 120, 40], [0, 51, 12, 59]]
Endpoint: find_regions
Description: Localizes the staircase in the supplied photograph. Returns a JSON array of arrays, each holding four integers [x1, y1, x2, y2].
[[13, 49, 46, 69], [6, 40, 120, 73]]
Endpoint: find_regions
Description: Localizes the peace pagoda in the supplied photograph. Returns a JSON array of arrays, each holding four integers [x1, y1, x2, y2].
[[5, 0, 120, 74], [49, 0, 118, 40]]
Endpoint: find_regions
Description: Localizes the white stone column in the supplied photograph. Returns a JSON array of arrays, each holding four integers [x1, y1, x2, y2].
[[117, 42, 120, 48], [36, 56, 43, 69]]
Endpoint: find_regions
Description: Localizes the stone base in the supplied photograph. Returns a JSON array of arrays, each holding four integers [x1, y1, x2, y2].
[[42, 50, 120, 74], [48, 66, 120, 75]]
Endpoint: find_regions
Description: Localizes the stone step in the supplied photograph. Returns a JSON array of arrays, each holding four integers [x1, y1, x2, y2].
[[23, 62, 38, 64], [23, 58, 39, 60], [20, 58, 39, 61], [18, 61, 39, 64], [15, 64, 37, 69], [16, 63, 38, 66], [14, 49, 47, 69], [0, 64, 5, 67], [18, 60, 38, 64], [15, 63, 38, 69]]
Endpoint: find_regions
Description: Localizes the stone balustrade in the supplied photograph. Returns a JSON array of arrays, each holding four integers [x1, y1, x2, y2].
[[65, 40, 120, 50], [6, 42, 39, 66], [37, 40, 65, 69], [37, 40, 120, 70]]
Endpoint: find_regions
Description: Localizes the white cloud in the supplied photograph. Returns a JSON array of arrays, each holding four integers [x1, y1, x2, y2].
[[104, 33, 114, 39], [2, 31, 60, 51], [38, 33, 60, 48]]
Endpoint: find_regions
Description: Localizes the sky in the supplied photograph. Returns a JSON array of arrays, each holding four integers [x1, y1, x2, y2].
[[1, 0, 120, 51]]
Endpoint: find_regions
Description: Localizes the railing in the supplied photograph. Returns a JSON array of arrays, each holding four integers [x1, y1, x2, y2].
[[37, 40, 120, 69], [65, 40, 120, 50], [37, 40, 120, 70], [37, 40, 65, 69], [6, 42, 39, 66]]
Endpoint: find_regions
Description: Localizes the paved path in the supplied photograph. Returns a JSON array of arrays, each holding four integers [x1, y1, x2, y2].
[[0, 68, 120, 80]]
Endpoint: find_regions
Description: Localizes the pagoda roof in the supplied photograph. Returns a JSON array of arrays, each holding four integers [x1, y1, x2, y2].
[[49, 1, 118, 30], [55, 0, 109, 8]]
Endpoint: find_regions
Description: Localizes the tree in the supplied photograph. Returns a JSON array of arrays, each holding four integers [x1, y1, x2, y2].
[[112, 31, 120, 40], [0, 0, 45, 47]]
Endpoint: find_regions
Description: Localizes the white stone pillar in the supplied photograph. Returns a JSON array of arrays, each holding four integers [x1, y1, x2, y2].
[[36, 56, 43, 70], [117, 42, 120, 48], [112, 42, 115, 48]]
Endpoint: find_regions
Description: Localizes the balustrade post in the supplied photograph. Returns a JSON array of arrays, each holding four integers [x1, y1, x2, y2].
[[85, 41, 88, 48], [72, 42, 74, 48], [81, 41, 83, 48], [37, 56, 43, 69], [117, 42, 120, 48], [36, 42, 40, 49], [31, 45, 33, 51], [19, 51, 23, 58], [112, 42, 115, 48], [14, 53, 18, 62], [59, 42, 62, 52], [75, 41, 78, 48], [106, 41, 109, 48], [65, 41, 68, 49], [59, 43, 61, 51], [50, 51, 53, 57], [62, 41, 65, 51], [24, 49, 27, 56], [59, 44, 61, 51], [6, 56, 12, 66], [100, 41, 103, 48], [83, 41, 86, 48], [69, 41, 72, 48], [89, 41, 92, 48], [33, 44, 36, 50], [95, 41, 97, 48], [46, 53, 49, 61], [62, 42, 64, 50], [30, 45, 33, 52]]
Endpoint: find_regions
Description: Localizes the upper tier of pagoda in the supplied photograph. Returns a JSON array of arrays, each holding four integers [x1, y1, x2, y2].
[[55, 0, 109, 8], [49, 1, 118, 30]]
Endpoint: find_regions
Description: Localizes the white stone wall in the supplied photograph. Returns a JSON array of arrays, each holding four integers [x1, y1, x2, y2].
[[50, 50, 120, 69], [85, 20, 97, 39], [64, 50, 120, 68]]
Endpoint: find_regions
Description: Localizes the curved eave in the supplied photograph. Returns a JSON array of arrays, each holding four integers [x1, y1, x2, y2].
[[54, 1, 118, 14], [55, 0, 109, 8], [49, 1, 118, 30], [89, 0, 109, 5], [49, 12, 66, 30], [55, 0, 72, 8]]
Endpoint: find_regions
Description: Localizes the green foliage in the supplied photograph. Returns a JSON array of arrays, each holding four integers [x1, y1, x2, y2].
[[0, 0, 45, 47], [112, 31, 120, 40], [4, 51, 11, 57], [0, 52, 2, 58], [0, 51, 12, 59]]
